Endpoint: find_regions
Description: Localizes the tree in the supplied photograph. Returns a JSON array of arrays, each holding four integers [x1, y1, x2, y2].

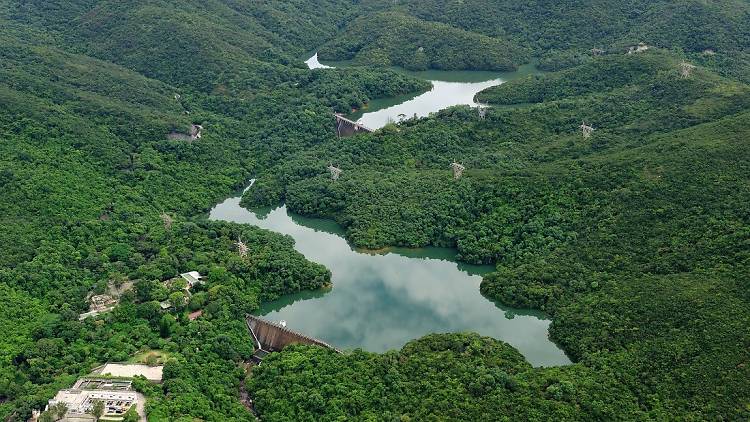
[[51, 402, 68, 420], [169, 291, 186, 310], [111, 272, 127, 291], [38, 411, 54, 422], [160, 314, 177, 338], [123, 406, 140, 422], [145, 352, 159, 366], [91, 400, 105, 421]]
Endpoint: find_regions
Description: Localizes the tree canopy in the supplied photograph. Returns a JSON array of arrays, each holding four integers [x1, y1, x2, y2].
[[0, 1, 749, 421]]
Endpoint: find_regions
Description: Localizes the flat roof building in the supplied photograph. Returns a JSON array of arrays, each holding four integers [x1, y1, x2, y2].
[[47, 378, 137, 421]]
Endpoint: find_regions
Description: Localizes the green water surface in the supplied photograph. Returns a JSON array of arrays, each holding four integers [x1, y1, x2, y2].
[[209, 189, 570, 367], [306, 53, 541, 129]]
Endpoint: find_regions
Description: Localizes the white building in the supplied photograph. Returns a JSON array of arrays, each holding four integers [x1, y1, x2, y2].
[[180, 271, 203, 289], [47, 378, 137, 420]]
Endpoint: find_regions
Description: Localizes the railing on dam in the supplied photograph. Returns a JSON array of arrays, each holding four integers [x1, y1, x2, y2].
[[335, 113, 373, 137], [246, 315, 338, 362]]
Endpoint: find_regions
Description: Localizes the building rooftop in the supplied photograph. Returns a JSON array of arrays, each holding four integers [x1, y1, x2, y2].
[[73, 378, 132, 390], [180, 271, 203, 288], [47, 378, 138, 420], [188, 309, 203, 321]]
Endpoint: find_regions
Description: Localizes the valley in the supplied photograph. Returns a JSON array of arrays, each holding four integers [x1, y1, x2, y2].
[[1, 1, 749, 421]]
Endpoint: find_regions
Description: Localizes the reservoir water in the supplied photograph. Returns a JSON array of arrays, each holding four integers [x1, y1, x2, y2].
[[305, 53, 539, 129], [211, 57, 568, 366], [210, 189, 571, 367]]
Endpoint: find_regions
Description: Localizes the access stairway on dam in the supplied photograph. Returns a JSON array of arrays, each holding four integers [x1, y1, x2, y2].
[[246, 315, 338, 363]]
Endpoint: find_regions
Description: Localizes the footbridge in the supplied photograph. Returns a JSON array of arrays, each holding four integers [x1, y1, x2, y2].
[[335, 113, 373, 137], [246, 315, 338, 362]]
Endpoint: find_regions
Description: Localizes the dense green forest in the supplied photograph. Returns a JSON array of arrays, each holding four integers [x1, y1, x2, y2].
[[352, 0, 750, 78], [243, 50, 750, 419], [0, 3, 422, 418], [318, 11, 527, 71], [1, 0, 749, 421], [249, 333, 645, 420]]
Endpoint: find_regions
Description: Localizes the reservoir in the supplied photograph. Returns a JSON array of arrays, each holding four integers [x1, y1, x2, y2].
[[210, 189, 571, 367], [210, 57, 569, 367], [306, 53, 539, 129]]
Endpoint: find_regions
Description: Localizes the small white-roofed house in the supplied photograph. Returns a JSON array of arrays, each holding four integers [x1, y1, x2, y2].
[[180, 271, 203, 289]]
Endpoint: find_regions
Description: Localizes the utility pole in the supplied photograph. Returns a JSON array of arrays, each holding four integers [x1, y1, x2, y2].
[[450, 161, 466, 179], [327, 164, 342, 180], [235, 237, 248, 258], [679, 61, 696, 78], [579, 121, 595, 139]]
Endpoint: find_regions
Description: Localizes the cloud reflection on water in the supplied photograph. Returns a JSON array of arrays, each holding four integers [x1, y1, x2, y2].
[[209, 195, 570, 366]]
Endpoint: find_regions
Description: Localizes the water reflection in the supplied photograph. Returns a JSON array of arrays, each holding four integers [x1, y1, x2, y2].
[[209, 192, 570, 367], [352, 79, 500, 129], [351, 65, 541, 129], [303, 53, 540, 130]]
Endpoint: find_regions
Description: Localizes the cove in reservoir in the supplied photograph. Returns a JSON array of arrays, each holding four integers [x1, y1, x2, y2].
[[210, 187, 571, 367], [306, 53, 540, 129]]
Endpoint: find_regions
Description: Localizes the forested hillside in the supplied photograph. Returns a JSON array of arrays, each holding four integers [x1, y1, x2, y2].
[[324, 0, 750, 78], [0, 2, 425, 418], [5, 0, 360, 94], [249, 334, 645, 420], [318, 11, 527, 71], [243, 50, 750, 419], [1, 0, 749, 421]]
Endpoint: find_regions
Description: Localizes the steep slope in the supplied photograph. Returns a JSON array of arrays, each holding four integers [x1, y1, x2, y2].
[[250, 334, 646, 420], [0, 41, 330, 419], [1, 1, 749, 421], [3, 0, 357, 93], [358, 0, 750, 77], [247, 52, 750, 255], [319, 11, 527, 71], [0, 13, 428, 419], [243, 52, 750, 419]]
